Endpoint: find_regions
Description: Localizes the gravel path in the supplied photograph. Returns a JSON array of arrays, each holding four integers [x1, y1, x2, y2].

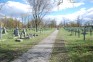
[[12, 30, 58, 62]]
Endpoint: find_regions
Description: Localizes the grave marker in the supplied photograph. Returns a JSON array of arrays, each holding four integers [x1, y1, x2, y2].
[[2, 27, 7, 34], [0, 25, 2, 39], [14, 27, 19, 36], [90, 28, 92, 36], [82, 27, 87, 40], [74, 29, 77, 36], [22, 28, 26, 38], [77, 29, 80, 38]]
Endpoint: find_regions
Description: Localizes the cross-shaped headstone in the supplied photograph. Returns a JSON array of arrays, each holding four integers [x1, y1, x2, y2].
[[77, 29, 80, 38], [82, 27, 87, 40], [74, 29, 77, 36], [90, 28, 92, 36], [70, 29, 73, 36]]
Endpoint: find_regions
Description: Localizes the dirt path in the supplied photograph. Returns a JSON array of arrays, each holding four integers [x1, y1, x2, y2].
[[12, 30, 58, 62]]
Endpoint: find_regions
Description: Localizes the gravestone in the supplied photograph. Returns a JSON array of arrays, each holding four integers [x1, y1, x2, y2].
[[70, 29, 73, 36], [20, 32, 23, 39], [2, 27, 7, 34], [90, 28, 92, 36], [74, 29, 77, 36], [23, 28, 26, 37], [91, 26, 93, 29], [82, 27, 87, 40], [14, 27, 19, 36], [77, 29, 80, 38], [20, 28, 26, 39], [0, 26, 2, 39]]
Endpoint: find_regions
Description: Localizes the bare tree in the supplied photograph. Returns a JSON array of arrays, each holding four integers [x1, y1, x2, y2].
[[76, 16, 83, 27], [27, 0, 52, 32], [54, 0, 75, 5]]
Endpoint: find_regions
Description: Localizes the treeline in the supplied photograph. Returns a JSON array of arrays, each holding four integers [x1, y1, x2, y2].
[[0, 18, 57, 29], [59, 16, 93, 27]]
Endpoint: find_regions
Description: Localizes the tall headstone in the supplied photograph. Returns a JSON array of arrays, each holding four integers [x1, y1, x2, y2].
[[22, 28, 26, 38], [14, 27, 19, 36], [0, 25, 2, 39], [20, 32, 23, 39], [90, 28, 92, 36], [82, 27, 87, 40], [77, 29, 80, 38], [2, 27, 7, 34], [75, 29, 77, 36]]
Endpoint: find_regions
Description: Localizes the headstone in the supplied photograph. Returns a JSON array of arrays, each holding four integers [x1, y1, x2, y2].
[[20, 28, 27, 39], [2, 27, 7, 34], [82, 27, 87, 40], [92, 26, 93, 29], [74, 29, 77, 36], [77, 29, 80, 38], [0, 25, 2, 39], [14, 27, 19, 36], [20, 32, 23, 39], [22, 28, 26, 38], [69, 29, 73, 36], [90, 28, 92, 36]]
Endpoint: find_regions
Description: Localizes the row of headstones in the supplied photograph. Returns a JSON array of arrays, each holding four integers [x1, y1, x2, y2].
[[64, 27, 93, 40], [14, 27, 38, 39], [0, 27, 38, 42], [14, 28, 39, 42]]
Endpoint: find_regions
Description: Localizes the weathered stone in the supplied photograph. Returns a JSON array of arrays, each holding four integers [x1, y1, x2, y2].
[[33, 34, 38, 37], [0, 26, 2, 39], [15, 39, 23, 42], [82, 27, 87, 40], [90, 28, 92, 36], [77, 29, 80, 38], [14, 27, 19, 36], [19, 28, 27, 39], [25, 36, 31, 39], [22, 28, 26, 37], [2, 27, 7, 34]]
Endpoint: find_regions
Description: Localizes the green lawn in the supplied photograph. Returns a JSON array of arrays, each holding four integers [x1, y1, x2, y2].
[[50, 28, 93, 62], [0, 28, 54, 62]]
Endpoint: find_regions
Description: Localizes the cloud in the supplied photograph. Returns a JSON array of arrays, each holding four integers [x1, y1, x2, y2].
[[0, 1, 31, 17], [52, 0, 84, 11], [45, 15, 64, 24], [46, 7, 93, 24]]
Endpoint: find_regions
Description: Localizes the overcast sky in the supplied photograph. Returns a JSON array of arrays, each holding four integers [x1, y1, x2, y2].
[[0, 0, 93, 24]]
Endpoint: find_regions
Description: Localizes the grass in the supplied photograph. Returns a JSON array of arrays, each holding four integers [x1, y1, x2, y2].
[[50, 29, 69, 62], [50, 28, 93, 62], [0, 28, 54, 62]]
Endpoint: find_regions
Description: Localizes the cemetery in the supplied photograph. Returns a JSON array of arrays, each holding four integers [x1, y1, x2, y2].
[[0, 0, 93, 62], [50, 27, 93, 62]]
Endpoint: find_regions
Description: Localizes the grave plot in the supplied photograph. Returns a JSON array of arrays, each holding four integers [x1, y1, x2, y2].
[[0, 25, 54, 62], [52, 28, 93, 62], [64, 26, 93, 41]]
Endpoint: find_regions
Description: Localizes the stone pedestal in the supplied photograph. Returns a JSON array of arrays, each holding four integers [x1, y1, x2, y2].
[[14, 27, 19, 36], [2, 27, 7, 34]]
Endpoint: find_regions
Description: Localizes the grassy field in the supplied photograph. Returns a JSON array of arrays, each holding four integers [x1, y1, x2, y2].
[[0, 28, 54, 62], [50, 28, 93, 62]]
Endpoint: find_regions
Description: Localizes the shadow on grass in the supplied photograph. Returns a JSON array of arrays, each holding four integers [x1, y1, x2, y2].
[[66, 40, 93, 62], [0, 48, 22, 62]]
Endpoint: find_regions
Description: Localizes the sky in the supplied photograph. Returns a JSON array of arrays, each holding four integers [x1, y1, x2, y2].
[[0, 0, 93, 24]]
